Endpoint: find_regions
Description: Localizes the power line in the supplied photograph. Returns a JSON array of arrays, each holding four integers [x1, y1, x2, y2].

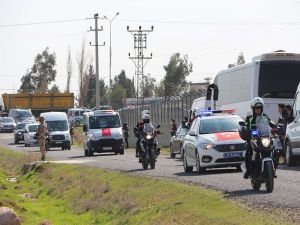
[[0, 18, 87, 28]]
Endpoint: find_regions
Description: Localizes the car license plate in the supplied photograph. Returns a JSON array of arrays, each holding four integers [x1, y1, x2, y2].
[[55, 141, 62, 144], [102, 147, 112, 150], [223, 152, 243, 158]]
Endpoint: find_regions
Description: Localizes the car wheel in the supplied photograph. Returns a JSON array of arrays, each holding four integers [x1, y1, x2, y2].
[[170, 144, 176, 158], [15, 140, 18, 144], [180, 145, 184, 159], [195, 151, 206, 174], [24, 143, 27, 147], [120, 148, 124, 155], [88, 147, 94, 157], [84, 149, 88, 157], [285, 141, 295, 167], [183, 150, 193, 173]]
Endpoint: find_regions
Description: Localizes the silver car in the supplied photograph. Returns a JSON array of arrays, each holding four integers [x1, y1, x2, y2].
[[170, 124, 188, 159], [0, 117, 16, 132], [24, 123, 39, 147]]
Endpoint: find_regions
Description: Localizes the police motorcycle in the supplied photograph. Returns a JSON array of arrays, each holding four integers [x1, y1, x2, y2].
[[139, 123, 161, 170], [239, 116, 277, 192]]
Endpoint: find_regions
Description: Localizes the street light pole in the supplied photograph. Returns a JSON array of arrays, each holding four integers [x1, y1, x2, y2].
[[104, 12, 119, 107]]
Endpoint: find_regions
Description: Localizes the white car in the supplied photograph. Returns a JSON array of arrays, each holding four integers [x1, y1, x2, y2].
[[24, 123, 39, 147], [183, 110, 246, 173]]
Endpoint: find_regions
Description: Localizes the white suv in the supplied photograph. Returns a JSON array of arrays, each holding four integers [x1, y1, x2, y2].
[[284, 83, 300, 166], [83, 110, 124, 156]]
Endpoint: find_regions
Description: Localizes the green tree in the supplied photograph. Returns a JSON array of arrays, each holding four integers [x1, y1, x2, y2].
[[49, 84, 60, 93], [18, 70, 35, 93], [143, 75, 156, 97], [31, 47, 57, 92], [110, 83, 126, 109], [114, 70, 135, 98], [163, 53, 193, 96], [237, 52, 246, 65]]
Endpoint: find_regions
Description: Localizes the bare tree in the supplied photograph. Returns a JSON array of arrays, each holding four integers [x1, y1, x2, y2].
[[65, 47, 73, 93], [77, 40, 92, 107]]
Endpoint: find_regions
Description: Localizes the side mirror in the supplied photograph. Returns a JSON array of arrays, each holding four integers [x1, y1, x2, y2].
[[156, 125, 160, 128], [83, 124, 87, 132], [188, 130, 196, 136], [238, 126, 250, 141]]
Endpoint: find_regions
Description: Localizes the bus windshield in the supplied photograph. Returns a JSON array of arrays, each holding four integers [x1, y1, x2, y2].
[[259, 60, 300, 98]]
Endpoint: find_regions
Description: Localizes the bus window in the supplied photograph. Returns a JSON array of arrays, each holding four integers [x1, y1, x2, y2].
[[258, 61, 300, 99]]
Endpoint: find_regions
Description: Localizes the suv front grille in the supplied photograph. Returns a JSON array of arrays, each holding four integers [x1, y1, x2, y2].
[[215, 143, 247, 152], [52, 135, 65, 140]]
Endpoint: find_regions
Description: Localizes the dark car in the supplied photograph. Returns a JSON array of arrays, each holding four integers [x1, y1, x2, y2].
[[169, 124, 189, 159], [14, 122, 28, 144]]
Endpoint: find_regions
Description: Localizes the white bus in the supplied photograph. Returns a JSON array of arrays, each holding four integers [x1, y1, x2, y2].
[[213, 51, 300, 121]]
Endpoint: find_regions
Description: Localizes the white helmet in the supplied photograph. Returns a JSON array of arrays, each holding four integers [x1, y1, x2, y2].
[[142, 113, 150, 123], [250, 97, 264, 108], [141, 110, 150, 117]]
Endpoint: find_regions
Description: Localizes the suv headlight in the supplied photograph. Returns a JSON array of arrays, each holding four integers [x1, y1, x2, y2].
[[201, 143, 216, 150], [65, 133, 70, 140], [261, 137, 271, 148], [88, 134, 97, 141]]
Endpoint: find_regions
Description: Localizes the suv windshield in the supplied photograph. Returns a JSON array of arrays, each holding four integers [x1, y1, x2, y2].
[[199, 117, 240, 134], [89, 115, 121, 129], [29, 125, 38, 133], [2, 117, 14, 123], [46, 121, 68, 131], [16, 123, 26, 129]]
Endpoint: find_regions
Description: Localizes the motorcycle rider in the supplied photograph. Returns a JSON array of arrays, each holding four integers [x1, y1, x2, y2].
[[134, 110, 150, 157], [243, 97, 276, 179]]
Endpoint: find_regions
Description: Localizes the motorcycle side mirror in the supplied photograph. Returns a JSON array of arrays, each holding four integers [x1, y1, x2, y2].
[[156, 125, 160, 129], [238, 126, 250, 141], [83, 124, 88, 132]]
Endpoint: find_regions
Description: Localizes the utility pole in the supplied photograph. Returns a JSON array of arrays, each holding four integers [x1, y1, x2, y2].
[[127, 25, 153, 108], [89, 13, 105, 110], [104, 12, 119, 107]]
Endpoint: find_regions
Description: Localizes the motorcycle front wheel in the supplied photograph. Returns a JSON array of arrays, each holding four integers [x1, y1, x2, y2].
[[142, 162, 148, 169], [264, 161, 274, 192]]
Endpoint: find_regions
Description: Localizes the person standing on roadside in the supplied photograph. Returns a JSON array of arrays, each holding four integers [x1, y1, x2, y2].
[[170, 119, 177, 136], [37, 116, 47, 161], [69, 122, 74, 145]]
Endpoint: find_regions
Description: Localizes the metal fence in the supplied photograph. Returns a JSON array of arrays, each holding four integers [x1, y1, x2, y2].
[[117, 90, 205, 127]]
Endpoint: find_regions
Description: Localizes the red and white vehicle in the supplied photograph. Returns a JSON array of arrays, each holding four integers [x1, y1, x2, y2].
[[82, 110, 124, 156], [183, 110, 246, 173]]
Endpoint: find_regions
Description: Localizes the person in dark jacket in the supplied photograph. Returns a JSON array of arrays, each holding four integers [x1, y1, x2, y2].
[[243, 97, 276, 179], [122, 122, 129, 149], [170, 119, 177, 136]]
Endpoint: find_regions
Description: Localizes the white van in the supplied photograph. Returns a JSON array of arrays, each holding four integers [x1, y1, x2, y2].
[[284, 83, 300, 166], [40, 112, 71, 150], [82, 110, 124, 156]]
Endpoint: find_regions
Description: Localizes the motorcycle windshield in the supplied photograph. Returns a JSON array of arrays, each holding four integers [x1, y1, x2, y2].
[[144, 123, 154, 134], [255, 116, 270, 137]]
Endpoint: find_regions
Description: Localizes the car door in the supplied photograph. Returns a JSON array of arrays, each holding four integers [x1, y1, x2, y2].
[[185, 118, 200, 165], [290, 89, 300, 151]]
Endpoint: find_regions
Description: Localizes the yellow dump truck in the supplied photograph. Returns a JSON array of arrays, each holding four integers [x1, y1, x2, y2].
[[1, 93, 74, 117]]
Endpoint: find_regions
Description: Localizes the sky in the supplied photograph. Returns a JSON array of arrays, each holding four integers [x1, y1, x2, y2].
[[1, 0, 300, 97]]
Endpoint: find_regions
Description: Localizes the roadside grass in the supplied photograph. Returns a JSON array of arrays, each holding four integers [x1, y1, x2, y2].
[[0, 147, 288, 225]]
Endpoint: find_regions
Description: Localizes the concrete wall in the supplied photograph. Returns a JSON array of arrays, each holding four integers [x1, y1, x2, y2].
[[127, 124, 171, 148]]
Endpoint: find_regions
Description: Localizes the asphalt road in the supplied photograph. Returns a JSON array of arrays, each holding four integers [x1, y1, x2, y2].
[[1, 132, 300, 223]]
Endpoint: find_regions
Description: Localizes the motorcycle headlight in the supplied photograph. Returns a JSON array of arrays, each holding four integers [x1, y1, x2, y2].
[[261, 137, 271, 148], [146, 133, 153, 139], [201, 143, 216, 150]]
